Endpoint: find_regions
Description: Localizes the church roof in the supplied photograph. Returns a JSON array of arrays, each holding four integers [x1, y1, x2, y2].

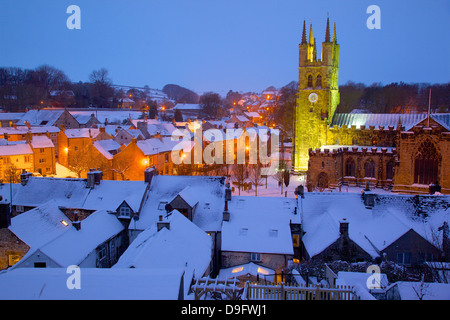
[[331, 113, 450, 131]]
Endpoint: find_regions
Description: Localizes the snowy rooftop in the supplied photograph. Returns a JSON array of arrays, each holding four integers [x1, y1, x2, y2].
[[8, 199, 72, 251], [221, 196, 298, 255], [30, 135, 54, 149], [300, 192, 450, 259], [331, 113, 450, 131], [12, 176, 149, 212], [131, 175, 226, 232], [114, 210, 212, 296], [17, 109, 64, 126], [0, 142, 33, 156], [93, 139, 121, 160], [0, 268, 184, 300]]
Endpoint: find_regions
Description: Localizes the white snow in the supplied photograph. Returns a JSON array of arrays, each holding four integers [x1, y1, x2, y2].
[[0, 268, 184, 300]]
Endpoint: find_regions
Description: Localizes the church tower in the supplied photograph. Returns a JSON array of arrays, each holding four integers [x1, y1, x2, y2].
[[293, 18, 340, 173]]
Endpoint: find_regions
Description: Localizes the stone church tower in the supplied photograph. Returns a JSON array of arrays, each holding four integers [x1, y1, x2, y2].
[[293, 18, 340, 173]]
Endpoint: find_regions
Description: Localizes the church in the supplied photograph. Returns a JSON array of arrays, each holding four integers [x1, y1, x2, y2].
[[293, 18, 450, 195]]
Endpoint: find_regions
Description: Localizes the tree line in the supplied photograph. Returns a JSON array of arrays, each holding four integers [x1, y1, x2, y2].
[[273, 81, 450, 136]]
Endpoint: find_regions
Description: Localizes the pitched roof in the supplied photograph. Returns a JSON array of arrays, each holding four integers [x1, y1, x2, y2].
[[133, 175, 226, 232], [114, 210, 212, 296], [331, 113, 450, 131], [300, 193, 449, 259], [17, 109, 65, 126], [0, 268, 184, 300], [221, 196, 298, 255]]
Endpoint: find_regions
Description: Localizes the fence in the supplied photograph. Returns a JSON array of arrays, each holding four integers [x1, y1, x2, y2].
[[246, 282, 357, 300]]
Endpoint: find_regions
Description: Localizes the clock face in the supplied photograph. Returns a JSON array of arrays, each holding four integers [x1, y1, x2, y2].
[[308, 93, 318, 103]]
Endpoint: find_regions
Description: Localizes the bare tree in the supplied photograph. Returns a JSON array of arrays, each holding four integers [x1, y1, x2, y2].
[[231, 163, 248, 196], [248, 164, 264, 196]]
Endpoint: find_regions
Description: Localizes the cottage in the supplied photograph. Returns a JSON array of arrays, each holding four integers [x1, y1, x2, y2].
[[12, 209, 125, 269], [299, 192, 447, 265], [114, 210, 212, 298], [221, 196, 299, 274]]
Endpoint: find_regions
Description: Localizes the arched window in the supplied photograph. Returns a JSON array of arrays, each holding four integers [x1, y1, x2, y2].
[[364, 159, 376, 178], [316, 75, 322, 88], [386, 160, 394, 180], [317, 172, 329, 190], [307, 75, 313, 88], [414, 139, 440, 185], [345, 158, 355, 177]]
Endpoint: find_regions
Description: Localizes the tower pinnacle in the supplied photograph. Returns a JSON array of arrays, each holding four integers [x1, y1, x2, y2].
[[325, 17, 330, 42], [301, 20, 307, 44], [309, 24, 314, 45], [332, 22, 337, 43]]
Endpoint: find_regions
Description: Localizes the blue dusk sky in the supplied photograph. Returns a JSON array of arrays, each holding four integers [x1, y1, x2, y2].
[[0, 0, 449, 95]]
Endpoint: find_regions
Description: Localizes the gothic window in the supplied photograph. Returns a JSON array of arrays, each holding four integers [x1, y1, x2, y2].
[[316, 75, 322, 88], [307, 75, 313, 88], [414, 139, 440, 185], [364, 159, 376, 178], [317, 172, 329, 190], [345, 158, 355, 177], [386, 160, 394, 180]]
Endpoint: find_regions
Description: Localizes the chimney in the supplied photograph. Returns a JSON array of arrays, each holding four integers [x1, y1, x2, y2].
[[20, 169, 32, 186], [362, 183, 376, 209], [157, 215, 170, 231], [86, 170, 95, 188], [144, 166, 157, 183], [339, 218, 349, 237], [223, 183, 231, 222], [73, 211, 81, 231], [94, 168, 102, 185]]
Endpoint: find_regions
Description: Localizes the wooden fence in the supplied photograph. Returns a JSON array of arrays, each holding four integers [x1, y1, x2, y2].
[[246, 282, 357, 300]]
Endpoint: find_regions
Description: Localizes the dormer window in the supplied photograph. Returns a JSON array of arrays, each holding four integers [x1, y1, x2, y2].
[[120, 206, 131, 217]]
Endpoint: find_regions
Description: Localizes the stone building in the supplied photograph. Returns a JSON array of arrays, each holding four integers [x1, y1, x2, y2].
[[293, 18, 450, 194]]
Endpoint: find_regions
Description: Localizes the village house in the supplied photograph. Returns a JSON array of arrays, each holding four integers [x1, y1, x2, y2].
[[0, 141, 33, 183], [221, 195, 300, 279], [30, 135, 56, 176], [298, 191, 447, 266], [17, 109, 80, 129]]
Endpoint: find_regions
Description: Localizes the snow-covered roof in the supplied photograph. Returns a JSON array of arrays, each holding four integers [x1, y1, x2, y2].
[[336, 271, 389, 290], [173, 103, 202, 110], [0, 142, 33, 156], [12, 176, 149, 213], [17, 109, 65, 126], [8, 200, 72, 251], [221, 196, 298, 255], [93, 139, 121, 160], [24, 209, 124, 267], [0, 268, 184, 300], [30, 135, 54, 149], [132, 175, 226, 232], [331, 113, 450, 131], [389, 281, 450, 300], [114, 210, 212, 296], [136, 137, 191, 155], [63, 128, 100, 139], [300, 193, 449, 259]]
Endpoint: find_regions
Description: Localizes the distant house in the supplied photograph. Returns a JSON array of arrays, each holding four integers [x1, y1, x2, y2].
[[0, 113, 25, 127], [18, 109, 80, 129], [30, 135, 56, 176], [72, 113, 101, 128], [113, 127, 145, 145], [0, 141, 34, 182]]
